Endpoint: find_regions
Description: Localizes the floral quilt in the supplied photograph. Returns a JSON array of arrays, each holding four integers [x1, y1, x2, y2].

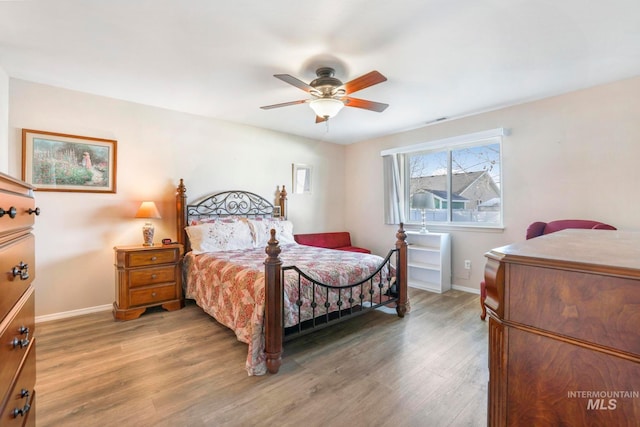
[[184, 243, 392, 375]]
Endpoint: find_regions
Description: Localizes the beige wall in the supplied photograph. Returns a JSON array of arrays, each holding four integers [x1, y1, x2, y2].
[[9, 75, 640, 317], [345, 76, 640, 292], [8, 79, 346, 318], [0, 66, 8, 173]]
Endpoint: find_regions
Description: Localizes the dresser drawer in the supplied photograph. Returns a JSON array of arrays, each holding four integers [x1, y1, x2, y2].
[[0, 184, 35, 238], [508, 264, 640, 355], [0, 288, 34, 405], [0, 339, 35, 427], [126, 248, 179, 267], [128, 266, 176, 288], [0, 235, 35, 321], [129, 284, 177, 307]]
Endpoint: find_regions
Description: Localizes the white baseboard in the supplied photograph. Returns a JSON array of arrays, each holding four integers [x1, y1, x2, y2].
[[451, 284, 480, 295], [34, 287, 480, 323], [36, 304, 112, 323]]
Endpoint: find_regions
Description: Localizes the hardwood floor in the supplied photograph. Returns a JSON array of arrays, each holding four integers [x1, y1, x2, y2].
[[35, 289, 488, 426]]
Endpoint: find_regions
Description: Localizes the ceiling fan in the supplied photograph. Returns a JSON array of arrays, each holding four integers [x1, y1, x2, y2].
[[260, 67, 388, 122]]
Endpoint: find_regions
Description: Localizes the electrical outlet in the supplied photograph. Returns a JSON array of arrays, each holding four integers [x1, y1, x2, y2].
[[464, 260, 471, 270]]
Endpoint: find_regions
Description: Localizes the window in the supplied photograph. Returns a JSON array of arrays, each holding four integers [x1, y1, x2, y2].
[[382, 129, 505, 228]]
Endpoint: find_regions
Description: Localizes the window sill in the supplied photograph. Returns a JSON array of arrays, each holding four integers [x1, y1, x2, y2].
[[404, 222, 505, 233]]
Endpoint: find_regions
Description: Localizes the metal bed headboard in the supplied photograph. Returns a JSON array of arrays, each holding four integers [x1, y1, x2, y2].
[[175, 179, 287, 251]]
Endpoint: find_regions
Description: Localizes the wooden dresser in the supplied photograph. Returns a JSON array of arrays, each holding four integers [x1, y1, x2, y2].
[[113, 244, 184, 320], [484, 229, 640, 426], [0, 172, 38, 426]]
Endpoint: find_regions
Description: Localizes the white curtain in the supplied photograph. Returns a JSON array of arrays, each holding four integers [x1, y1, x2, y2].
[[383, 154, 405, 224]]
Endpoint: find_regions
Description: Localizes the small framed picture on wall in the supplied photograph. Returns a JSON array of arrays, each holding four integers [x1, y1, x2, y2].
[[292, 163, 312, 194]]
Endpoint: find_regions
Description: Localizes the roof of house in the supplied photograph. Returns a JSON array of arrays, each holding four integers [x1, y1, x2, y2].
[[412, 171, 486, 194], [423, 189, 468, 202], [479, 197, 501, 207]]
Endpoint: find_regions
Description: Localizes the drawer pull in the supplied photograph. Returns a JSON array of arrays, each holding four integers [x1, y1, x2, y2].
[[151, 256, 158, 261], [27, 207, 41, 215], [11, 389, 32, 418], [151, 274, 157, 280], [13, 324, 31, 348], [0, 206, 17, 218], [152, 292, 157, 297], [12, 261, 29, 280], [11, 337, 30, 349]]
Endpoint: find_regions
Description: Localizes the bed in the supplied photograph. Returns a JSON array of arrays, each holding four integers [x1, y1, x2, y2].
[[175, 179, 408, 375]]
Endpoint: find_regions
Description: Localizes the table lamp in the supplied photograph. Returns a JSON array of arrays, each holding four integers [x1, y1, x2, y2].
[[135, 201, 161, 246]]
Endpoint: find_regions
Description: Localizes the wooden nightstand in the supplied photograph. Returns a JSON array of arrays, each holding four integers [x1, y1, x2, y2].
[[113, 244, 184, 320]]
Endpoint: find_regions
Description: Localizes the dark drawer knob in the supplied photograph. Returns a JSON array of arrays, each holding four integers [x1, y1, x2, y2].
[[27, 207, 41, 216], [0, 206, 17, 218], [12, 337, 30, 349], [11, 389, 31, 418], [12, 262, 29, 280]]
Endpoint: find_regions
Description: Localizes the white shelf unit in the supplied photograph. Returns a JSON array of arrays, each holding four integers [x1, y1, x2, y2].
[[405, 231, 451, 293]]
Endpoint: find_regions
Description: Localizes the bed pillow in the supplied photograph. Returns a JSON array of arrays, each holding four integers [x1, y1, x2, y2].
[[249, 218, 296, 247], [188, 216, 241, 226], [185, 219, 254, 254]]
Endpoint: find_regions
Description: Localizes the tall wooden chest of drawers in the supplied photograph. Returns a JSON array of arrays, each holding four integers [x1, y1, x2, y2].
[[0, 172, 38, 426], [113, 244, 184, 320], [484, 229, 640, 426]]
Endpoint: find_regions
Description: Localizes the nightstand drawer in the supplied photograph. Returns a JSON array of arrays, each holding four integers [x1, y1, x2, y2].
[[127, 249, 179, 267], [130, 284, 177, 307], [128, 266, 176, 288]]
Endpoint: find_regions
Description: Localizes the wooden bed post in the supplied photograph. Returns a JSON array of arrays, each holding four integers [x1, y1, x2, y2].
[[279, 185, 287, 219], [176, 179, 188, 250], [395, 223, 408, 317], [264, 229, 283, 374]]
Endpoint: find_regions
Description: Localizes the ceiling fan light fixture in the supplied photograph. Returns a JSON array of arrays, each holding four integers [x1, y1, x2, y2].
[[309, 98, 344, 119]]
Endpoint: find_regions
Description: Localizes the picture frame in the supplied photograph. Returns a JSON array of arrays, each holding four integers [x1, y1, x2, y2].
[[272, 206, 281, 218], [292, 163, 312, 194], [22, 129, 117, 193]]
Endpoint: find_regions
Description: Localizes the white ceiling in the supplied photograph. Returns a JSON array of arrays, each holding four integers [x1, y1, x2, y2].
[[1, 0, 639, 145]]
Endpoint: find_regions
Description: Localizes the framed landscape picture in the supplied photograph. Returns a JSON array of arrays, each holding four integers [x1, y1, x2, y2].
[[22, 129, 117, 193]]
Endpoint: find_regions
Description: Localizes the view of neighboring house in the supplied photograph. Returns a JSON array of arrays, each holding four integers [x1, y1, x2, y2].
[[410, 171, 500, 221]]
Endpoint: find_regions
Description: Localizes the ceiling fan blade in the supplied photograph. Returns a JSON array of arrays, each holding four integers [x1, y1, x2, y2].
[[274, 74, 315, 93], [260, 100, 307, 110], [343, 71, 387, 94], [315, 115, 328, 124], [343, 97, 389, 112]]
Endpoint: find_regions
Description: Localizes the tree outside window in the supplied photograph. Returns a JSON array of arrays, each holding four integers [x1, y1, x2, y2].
[[408, 141, 501, 225]]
